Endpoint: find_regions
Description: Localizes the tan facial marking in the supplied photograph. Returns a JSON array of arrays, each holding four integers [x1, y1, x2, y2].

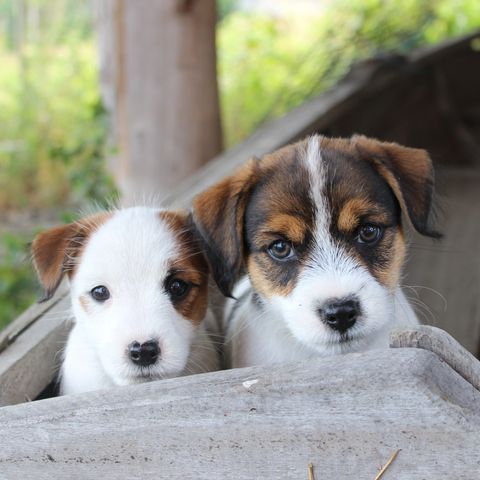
[[338, 198, 377, 232], [259, 214, 307, 244], [159, 210, 209, 325], [352, 135, 437, 237], [379, 229, 406, 290], [367, 229, 406, 290], [247, 255, 296, 299], [337, 198, 392, 234], [168, 255, 208, 325]]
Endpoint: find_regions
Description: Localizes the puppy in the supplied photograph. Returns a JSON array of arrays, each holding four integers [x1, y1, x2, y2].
[[32, 207, 219, 395], [193, 135, 440, 368]]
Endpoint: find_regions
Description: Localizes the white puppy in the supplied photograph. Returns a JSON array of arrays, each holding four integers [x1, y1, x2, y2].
[[193, 135, 440, 368], [32, 207, 219, 395]]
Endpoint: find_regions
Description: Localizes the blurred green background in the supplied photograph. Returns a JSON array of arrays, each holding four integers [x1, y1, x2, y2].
[[0, 0, 479, 329]]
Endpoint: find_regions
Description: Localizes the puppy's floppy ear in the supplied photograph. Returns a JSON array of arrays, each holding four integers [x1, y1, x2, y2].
[[353, 135, 441, 238], [192, 158, 260, 297], [31, 223, 82, 301], [31, 213, 110, 302]]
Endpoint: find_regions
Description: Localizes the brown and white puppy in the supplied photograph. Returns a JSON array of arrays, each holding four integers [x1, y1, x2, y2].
[[32, 207, 219, 395], [193, 135, 440, 368]]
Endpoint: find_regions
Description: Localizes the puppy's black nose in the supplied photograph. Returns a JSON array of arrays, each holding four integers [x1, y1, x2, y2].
[[128, 340, 160, 366], [319, 298, 360, 333]]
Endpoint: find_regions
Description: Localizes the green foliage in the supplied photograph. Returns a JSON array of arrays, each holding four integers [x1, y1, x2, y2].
[[0, 232, 37, 330], [0, 0, 116, 329], [217, 0, 480, 146], [0, 0, 116, 211], [424, 0, 480, 40], [217, 0, 238, 22]]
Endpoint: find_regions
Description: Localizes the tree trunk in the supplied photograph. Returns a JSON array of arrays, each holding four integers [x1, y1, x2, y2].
[[94, 0, 222, 203]]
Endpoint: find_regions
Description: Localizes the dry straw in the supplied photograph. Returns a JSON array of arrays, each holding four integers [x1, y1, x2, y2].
[[307, 449, 401, 479], [374, 449, 401, 480]]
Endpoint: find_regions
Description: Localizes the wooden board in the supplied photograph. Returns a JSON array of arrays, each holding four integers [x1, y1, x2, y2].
[[0, 283, 67, 354], [0, 293, 71, 406], [390, 325, 480, 391], [0, 339, 479, 479], [326, 32, 480, 166], [95, 0, 222, 202], [404, 167, 480, 356]]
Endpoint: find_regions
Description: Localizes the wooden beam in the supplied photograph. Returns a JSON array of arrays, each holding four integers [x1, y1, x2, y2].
[[95, 0, 222, 202], [433, 66, 480, 164], [0, 345, 479, 478], [0, 293, 71, 406], [410, 30, 480, 65], [390, 325, 480, 392], [403, 167, 480, 355], [0, 283, 67, 354]]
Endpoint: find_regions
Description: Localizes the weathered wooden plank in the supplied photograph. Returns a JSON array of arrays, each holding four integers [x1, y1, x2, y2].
[[404, 167, 480, 356], [0, 283, 67, 354], [0, 347, 478, 479], [390, 325, 480, 392], [0, 295, 71, 406], [320, 32, 480, 167], [410, 30, 480, 64], [95, 0, 222, 203]]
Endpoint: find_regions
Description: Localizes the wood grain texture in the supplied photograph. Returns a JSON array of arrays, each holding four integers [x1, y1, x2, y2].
[[0, 282, 67, 354], [0, 294, 71, 406], [390, 325, 480, 392], [403, 167, 480, 355], [0, 348, 479, 479], [95, 0, 222, 202]]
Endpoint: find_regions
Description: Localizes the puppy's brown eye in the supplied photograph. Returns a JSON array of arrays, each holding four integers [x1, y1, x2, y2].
[[268, 239, 295, 260], [357, 225, 383, 245], [90, 285, 110, 302], [166, 277, 190, 300]]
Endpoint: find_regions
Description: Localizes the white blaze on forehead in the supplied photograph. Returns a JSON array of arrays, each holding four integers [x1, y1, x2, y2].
[[302, 134, 331, 246], [301, 135, 358, 277]]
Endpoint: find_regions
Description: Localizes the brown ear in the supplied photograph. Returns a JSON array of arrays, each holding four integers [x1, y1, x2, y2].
[[31, 213, 111, 302], [353, 135, 441, 238], [31, 223, 82, 301], [192, 158, 259, 297]]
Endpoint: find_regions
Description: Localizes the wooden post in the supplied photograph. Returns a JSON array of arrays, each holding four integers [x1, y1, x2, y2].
[[94, 0, 222, 202]]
